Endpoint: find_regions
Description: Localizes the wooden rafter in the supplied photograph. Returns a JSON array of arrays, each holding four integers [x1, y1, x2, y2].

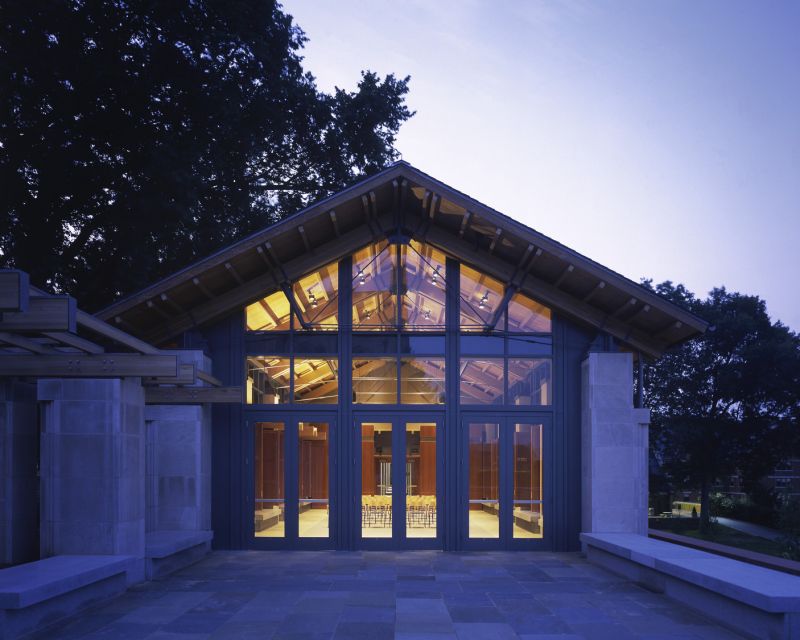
[[0, 332, 58, 354], [42, 332, 104, 354]]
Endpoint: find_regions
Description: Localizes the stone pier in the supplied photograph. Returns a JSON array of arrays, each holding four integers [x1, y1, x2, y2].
[[38, 378, 146, 580], [581, 352, 650, 535]]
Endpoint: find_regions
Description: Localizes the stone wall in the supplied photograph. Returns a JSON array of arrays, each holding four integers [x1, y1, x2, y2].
[[581, 352, 650, 535], [145, 404, 211, 532]]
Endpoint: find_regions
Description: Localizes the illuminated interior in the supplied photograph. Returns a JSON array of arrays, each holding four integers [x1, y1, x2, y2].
[[245, 239, 552, 547]]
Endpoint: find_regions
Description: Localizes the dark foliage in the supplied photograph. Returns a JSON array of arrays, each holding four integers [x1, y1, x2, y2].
[[644, 282, 800, 533], [0, 1, 413, 309]]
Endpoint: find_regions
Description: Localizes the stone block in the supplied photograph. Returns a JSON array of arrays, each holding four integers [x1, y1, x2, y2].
[[38, 378, 145, 559]]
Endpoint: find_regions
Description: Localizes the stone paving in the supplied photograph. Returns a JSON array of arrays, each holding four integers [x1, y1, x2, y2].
[[35, 550, 744, 639]]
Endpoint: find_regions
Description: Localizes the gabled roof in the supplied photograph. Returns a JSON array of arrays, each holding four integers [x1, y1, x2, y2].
[[97, 161, 707, 357]]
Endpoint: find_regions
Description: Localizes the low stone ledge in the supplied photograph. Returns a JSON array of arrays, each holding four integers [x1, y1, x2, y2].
[[145, 530, 212, 580], [0, 555, 136, 609], [581, 532, 800, 640], [0, 555, 137, 639], [649, 528, 800, 577]]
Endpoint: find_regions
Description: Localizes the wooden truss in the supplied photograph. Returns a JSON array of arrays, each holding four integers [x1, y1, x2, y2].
[[0, 270, 240, 404]]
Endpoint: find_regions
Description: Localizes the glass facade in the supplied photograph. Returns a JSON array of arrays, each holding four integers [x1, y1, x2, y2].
[[245, 239, 553, 550]]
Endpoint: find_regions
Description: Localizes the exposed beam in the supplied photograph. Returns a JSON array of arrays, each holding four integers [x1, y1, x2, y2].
[[0, 271, 30, 312], [421, 190, 431, 216], [553, 264, 574, 289], [77, 310, 159, 354], [192, 277, 214, 300], [298, 225, 311, 252], [0, 332, 58, 354], [145, 386, 242, 404], [429, 194, 440, 220], [627, 304, 651, 324], [224, 262, 244, 285], [424, 226, 667, 357], [256, 245, 271, 268], [517, 244, 535, 271], [113, 315, 138, 334], [655, 321, 682, 340], [144, 363, 196, 385], [42, 332, 104, 354], [328, 210, 340, 237], [146, 299, 171, 321], [458, 211, 472, 238], [197, 370, 223, 387], [0, 353, 178, 377], [583, 281, 606, 303], [159, 293, 184, 314], [486, 285, 517, 332], [405, 169, 707, 334], [0, 296, 77, 333], [142, 225, 374, 344], [97, 164, 410, 322], [488, 228, 502, 254], [527, 247, 544, 272], [613, 297, 638, 319]]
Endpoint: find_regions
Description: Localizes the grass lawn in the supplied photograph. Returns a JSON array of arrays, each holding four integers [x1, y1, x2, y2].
[[661, 521, 789, 559]]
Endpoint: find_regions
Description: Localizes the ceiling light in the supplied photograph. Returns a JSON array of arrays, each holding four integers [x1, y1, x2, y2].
[[478, 291, 489, 310], [357, 268, 366, 285]]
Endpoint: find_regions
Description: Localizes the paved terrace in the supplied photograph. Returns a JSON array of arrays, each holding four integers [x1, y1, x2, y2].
[[34, 551, 743, 639]]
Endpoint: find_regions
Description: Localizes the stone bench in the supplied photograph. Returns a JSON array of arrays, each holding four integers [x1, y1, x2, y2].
[[145, 530, 213, 580], [581, 532, 800, 640], [0, 554, 137, 639]]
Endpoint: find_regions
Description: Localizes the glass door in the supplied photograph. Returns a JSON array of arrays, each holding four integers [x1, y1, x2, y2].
[[462, 415, 550, 549], [250, 413, 335, 548], [356, 414, 442, 548]]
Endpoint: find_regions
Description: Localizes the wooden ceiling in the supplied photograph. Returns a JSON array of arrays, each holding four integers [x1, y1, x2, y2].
[[97, 162, 708, 358]]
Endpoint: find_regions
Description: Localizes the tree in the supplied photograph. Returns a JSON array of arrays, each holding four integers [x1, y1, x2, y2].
[[644, 282, 800, 533], [0, 1, 413, 310]]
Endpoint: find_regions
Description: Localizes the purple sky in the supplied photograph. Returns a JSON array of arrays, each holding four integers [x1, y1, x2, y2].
[[285, 1, 800, 330]]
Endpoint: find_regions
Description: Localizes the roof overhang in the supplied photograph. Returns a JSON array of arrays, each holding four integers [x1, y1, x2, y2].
[[97, 161, 708, 358]]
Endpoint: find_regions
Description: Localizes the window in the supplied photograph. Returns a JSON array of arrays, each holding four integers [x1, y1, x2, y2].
[[460, 359, 504, 404], [352, 241, 396, 331], [400, 358, 445, 404], [247, 357, 338, 404], [246, 357, 290, 404], [292, 260, 339, 330], [460, 264, 504, 331], [246, 291, 291, 332]]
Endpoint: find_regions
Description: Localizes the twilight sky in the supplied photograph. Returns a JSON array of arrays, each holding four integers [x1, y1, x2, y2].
[[284, 1, 800, 331]]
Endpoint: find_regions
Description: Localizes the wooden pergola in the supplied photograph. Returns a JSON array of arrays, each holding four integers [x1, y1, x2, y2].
[[0, 270, 240, 404]]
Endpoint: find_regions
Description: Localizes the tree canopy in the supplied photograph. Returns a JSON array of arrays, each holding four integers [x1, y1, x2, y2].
[[644, 282, 800, 531], [0, 0, 413, 310]]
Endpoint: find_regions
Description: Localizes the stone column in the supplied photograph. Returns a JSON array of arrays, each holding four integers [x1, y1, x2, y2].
[[145, 404, 211, 532], [38, 378, 145, 569], [0, 379, 38, 565], [145, 350, 212, 533], [581, 352, 650, 535]]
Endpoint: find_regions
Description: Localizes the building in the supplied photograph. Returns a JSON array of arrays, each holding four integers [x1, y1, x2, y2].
[[93, 161, 706, 552], [1, 161, 708, 571]]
